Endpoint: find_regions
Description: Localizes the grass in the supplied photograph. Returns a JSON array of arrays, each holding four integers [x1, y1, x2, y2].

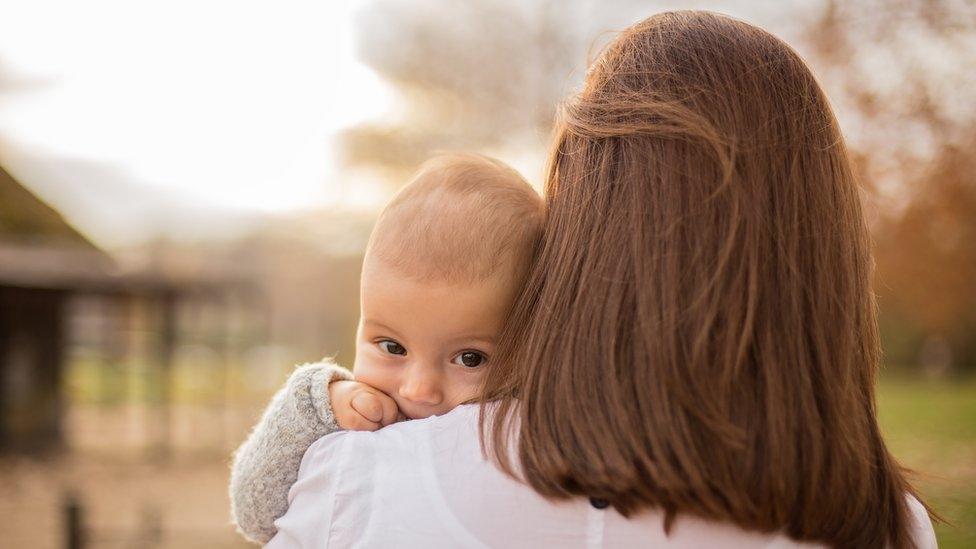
[[877, 375, 976, 548]]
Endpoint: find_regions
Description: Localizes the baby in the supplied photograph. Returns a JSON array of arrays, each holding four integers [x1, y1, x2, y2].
[[229, 153, 544, 544]]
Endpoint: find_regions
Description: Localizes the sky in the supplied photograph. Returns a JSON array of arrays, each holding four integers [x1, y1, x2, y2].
[[3, 0, 951, 249], [0, 0, 393, 246], [0, 0, 817, 249]]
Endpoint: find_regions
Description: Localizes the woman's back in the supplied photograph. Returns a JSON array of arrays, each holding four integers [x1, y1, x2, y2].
[[268, 406, 936, 548]]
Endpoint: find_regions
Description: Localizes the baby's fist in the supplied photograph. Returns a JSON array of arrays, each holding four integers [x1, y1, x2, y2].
[[328, 380, 400, 431]]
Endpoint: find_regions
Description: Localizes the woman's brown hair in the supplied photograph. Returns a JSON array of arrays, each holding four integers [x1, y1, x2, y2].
[[481, 11, 930, 548]]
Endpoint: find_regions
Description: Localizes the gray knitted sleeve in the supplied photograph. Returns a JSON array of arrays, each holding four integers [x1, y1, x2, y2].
[[229, 360, 354, 545]]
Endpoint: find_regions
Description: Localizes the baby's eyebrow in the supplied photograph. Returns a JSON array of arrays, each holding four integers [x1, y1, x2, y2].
[[448, 334, 496, 346], [363, 319, 402, 336]]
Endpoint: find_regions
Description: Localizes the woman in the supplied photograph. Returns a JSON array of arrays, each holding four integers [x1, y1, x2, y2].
[[269, 11, 936, 548]]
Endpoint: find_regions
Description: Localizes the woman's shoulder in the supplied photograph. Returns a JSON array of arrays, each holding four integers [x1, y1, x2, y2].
[[363, 403, 481, 443], [905, 495, 938, 549], [304, 404, 480, 462]]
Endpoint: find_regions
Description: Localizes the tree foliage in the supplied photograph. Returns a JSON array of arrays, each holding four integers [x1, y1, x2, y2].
[[807, 0, 976, 370]]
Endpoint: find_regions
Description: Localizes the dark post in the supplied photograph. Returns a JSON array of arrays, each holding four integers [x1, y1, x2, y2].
[[152, 290, 177, 459], [63, 492, 84, 549], [217, 295, 233, 451]]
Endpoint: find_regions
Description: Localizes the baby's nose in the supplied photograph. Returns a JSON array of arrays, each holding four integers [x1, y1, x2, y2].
[[398, 368, 444, 406]]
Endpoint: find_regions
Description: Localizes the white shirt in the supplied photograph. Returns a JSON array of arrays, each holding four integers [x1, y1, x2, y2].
[[267, 405, 937, 549]]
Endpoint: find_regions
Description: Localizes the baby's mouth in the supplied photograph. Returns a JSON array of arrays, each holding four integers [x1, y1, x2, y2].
[[395, 401, 444, 421]]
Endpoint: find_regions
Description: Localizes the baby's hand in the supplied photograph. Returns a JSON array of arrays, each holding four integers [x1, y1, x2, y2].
[[328, 380, 400, 431]]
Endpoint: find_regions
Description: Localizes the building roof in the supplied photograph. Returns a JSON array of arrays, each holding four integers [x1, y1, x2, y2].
[[0, 163, 122, 291], [0, 164, 97, 249], [0, 163, 251, 298]]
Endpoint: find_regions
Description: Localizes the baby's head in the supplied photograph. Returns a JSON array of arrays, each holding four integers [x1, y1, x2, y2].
[[354, 153, 543, 419]]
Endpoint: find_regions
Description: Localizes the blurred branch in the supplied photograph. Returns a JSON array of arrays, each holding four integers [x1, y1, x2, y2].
[[340, 0, 584, 176], [0, 57, 52, 95]]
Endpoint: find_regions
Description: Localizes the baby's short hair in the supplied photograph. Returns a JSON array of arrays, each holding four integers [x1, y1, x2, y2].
[[367, 153, 544, 284]]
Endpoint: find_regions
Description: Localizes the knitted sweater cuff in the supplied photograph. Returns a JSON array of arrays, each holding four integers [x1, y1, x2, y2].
[[291, 360, 355, 434]]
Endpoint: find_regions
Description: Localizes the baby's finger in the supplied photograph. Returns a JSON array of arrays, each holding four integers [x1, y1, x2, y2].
[[336, 406, 380, 431], [350, 392, 385, 424], [348, 414, 381, 431], [373, 391, 400, 427]]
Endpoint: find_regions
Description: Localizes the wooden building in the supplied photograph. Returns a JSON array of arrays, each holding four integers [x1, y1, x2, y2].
[[0, 164, 249, 452]]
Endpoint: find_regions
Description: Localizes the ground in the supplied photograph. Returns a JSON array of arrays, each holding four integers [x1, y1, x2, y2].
[[0, 453, 247, 548], [0, 403, 255, 549]]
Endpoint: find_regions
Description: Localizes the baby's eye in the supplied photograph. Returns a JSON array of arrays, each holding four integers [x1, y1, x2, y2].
[[378, 340, 406, 356], [452, 351, 487, 368]]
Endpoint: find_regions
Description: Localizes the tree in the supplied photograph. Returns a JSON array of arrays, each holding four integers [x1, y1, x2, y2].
[[339, 0, 646, 181], [806, 0, 976, 371]]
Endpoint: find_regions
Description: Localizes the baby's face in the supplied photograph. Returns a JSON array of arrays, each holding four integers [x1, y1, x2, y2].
[[353, 261, 517, 419]]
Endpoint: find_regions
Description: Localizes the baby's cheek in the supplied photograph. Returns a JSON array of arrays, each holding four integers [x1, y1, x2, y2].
[[446, 369, 486, 404]]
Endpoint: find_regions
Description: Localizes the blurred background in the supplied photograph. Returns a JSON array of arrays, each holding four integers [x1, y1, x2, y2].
[[0, 0, 972, 547]]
